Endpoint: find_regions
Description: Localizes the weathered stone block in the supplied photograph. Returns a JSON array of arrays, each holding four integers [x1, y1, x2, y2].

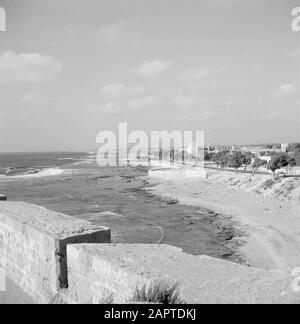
[[67, 244, 292, 304], [0, 202, 110, 303]]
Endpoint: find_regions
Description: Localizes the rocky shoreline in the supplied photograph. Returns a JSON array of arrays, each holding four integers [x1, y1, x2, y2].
[[142, 180, 247, 265], [145, 171, 300, 270]]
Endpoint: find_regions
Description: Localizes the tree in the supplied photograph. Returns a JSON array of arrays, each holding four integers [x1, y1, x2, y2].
[[288, 157, 296, 168], [229, 152, 244, 172], [170, 148, 175, 162], [159, 148, 163, 161], [267, 153, 289, 178], [251, 157, 266, 174], [241, 152, 253, 171], [204, 151, 210, 161], [212, 152, 222, 168], [213, 151, 230, 170], [287, 143, 300, 153], [294, 154, 300, 166], [204, 151, 215, 161], [289, 147, 300, 166], [219, 155, 229, 170]]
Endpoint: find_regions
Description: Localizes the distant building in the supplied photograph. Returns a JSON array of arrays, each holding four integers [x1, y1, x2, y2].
[[230, 145, 241, 152], [260, 155, 272, 163], [281, 143, 289, 153]]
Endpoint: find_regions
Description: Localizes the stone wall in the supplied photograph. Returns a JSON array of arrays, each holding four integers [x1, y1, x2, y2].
[[0, 202, 110, 303], [67, 244, 293, 304], [0, 201, 296, 304]]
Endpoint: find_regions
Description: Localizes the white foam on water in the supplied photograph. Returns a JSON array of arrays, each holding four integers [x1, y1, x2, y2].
[[0, 168, 64, 179]]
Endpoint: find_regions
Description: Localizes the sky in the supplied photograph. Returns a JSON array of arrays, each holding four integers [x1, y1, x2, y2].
[[0, 0, 299, 152]]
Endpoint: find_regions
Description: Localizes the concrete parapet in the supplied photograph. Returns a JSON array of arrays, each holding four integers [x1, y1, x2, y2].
[[67, 244, 292, 304], [0, 202, 110, 303], [148, 168, 206, 180]]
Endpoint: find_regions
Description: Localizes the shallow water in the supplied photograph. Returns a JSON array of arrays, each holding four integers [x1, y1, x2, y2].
[[0, 152, 242, 262], [0, 152, 87, 176]]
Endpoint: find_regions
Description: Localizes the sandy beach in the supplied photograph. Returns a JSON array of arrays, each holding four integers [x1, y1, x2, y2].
[[146, 170, 300, 271]]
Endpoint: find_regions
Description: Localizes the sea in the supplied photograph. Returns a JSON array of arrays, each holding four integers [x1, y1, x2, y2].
[[0, 151, 242, 262]]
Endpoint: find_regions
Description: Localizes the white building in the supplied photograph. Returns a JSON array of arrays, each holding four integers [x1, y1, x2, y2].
[[281, 143, 289, 153]]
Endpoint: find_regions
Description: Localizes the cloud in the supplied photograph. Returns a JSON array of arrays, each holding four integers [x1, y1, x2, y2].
[[135, 60, 172, 77], [173, 96, 196, 108], [20, 93, 47, 106], [100, 83, 146, 98], [94, 96, 154, 115], [182, 66, 224, 81], [99, 23, 123, 44], [0, 51, 62, 84], [128, 96, 155, 109], [125, 85, 146, 97], [97, 101, 121, 114], [100, 83, 125, 98], [97, 85, 153, 114], [271, 83, 296, 100]]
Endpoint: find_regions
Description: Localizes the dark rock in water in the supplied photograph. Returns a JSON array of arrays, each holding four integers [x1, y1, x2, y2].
[[0, 194, 7, 201], [26, 169, 40, 175], [166, 199, 179, 205], [90, 175, 113, 181]]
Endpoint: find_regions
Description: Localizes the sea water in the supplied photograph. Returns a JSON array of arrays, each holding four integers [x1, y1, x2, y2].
[[0, 151, 242, 262]]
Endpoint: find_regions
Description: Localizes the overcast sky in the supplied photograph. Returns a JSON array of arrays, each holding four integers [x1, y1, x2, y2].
[[0, 0, 299, 152]]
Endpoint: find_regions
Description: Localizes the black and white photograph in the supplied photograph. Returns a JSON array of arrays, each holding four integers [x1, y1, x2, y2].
[[0, 0, 300, 308]]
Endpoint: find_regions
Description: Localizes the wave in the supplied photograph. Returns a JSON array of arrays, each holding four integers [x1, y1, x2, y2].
[[0, 167, 64, 179], [73, 154, 97, 165], [58, 157, 82, 161]]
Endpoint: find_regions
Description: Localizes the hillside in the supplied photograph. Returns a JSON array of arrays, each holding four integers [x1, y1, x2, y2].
[[207, 172, 300, 201]]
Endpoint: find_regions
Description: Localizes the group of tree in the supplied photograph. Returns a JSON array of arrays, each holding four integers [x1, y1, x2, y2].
[[287, 143, 300, 166], [251, 157, 267, 172], [210, 151, 257, 172], [267, 153, 297, 177], [156, 143, 300, 177], [207, 150, 298, 177]]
